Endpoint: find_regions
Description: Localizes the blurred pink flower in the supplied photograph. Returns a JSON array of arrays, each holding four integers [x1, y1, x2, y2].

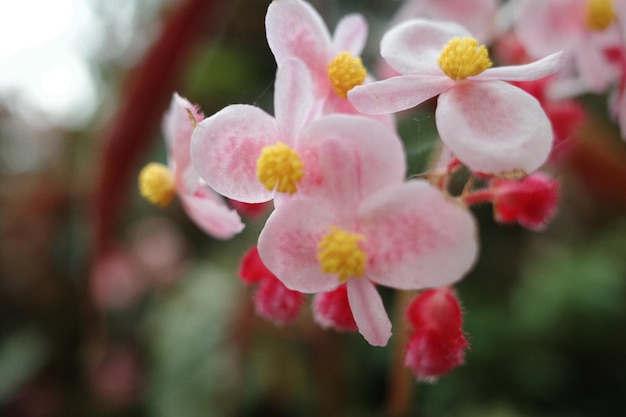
[[390, 0, 499, 42], [161, 93, 244, 239], [349, 19, 564, 175], [404, 287, 468, 382], [514, 0, 623, 94]]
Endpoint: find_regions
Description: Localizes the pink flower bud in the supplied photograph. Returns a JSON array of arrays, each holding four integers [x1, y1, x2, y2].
[[238, 246, 272, 284], [312, 284, 358, 332], [491, 172, 560, 231], [239, 246, 304, 325], [404, 288, 468, 382], [254, 274, 304, 325]]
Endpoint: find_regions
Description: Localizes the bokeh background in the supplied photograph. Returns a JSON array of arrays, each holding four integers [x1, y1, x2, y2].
[[1, 0, 625, 416]]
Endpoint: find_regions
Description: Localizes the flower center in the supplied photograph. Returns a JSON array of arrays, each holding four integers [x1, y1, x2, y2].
[[327, 51, 367, 99], [438, 37, 492, 80], [585, 0, 616, 31], [256, 142, 304, 195], [138, 162, 176, 207], [317, 226, 367, 282]]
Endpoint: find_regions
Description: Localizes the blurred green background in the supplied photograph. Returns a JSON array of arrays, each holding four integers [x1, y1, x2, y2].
[[1, 0, 625, 416]]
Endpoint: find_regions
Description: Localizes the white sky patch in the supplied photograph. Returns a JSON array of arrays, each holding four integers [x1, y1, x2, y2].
[[0, 0, 99, 128]]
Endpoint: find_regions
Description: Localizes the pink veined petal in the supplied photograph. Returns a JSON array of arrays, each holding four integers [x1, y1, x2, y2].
[[436, 81, 553, 174], [266, 0, 332, 77], [321, 87, 397, 129], [514, 0, 582, 58], [392, 0, 497, 42], [381, 19, 470, 75], [274, 59, 316, 142], [476, 51, 565, 82], [163, 93, 198, 180], [298, 114, 406, 208], [190, 104, 278, 203], [332, 13, 368, 55], [257, 200, 341, 293], [346, 278, 392, 346], [573, 37, 618, 92], [359, 180, 478, 290], [421, 0, 498, 42], [348, 75, 452, 114], [179, 188, 244, 239]]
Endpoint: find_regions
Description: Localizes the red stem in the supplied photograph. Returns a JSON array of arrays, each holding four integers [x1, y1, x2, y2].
[[92, 0, 223, 257]]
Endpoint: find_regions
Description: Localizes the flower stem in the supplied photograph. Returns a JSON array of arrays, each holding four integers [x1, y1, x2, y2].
[[386, 290, 418, 416]]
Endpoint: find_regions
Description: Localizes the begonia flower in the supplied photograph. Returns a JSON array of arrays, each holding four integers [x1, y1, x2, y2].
[[390, 0, 498, 42], [348, 19, 565, 175], [257, 137, 478, 346], [514, 0, 624, 94], [404, 287, 468, 381], [265, 0, 392, 126], [191, 59, 405, 205], [138, 93, 244, 239]]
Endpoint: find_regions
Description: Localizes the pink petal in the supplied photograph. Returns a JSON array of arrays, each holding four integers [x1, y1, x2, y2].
[[476, 51, 565, 82], [436, 81, 553, 174], [266, 0, 332, 77], [332, 13, 368, 55], [392, 0, 497, 41], [163, 93, 198, 180], [257, 200, 340, 293], [514, 0, 581, 58], [190, 104, 278, 203], [380, 19, 470, 75], [346, 278, 392, 346], [359, 180, 477, 289], [298, 115, 406, 208], [179, 188, 244, 239], [348, 75, 452, 114], [322, 75, 397, 128], [274, 59, 315, 141]]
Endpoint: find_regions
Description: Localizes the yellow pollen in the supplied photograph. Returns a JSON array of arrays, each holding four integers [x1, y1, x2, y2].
[[256, 142, 304, 195], [585, 0, 616, 31], [138, 162, 175, 207], [438, 37, 492, 80], [327, 51, 367, 99], [317, 226, 367, 282]]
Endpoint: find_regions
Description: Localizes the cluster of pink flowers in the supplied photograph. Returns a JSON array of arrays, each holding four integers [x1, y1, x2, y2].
[[136, 0, 626, 381]]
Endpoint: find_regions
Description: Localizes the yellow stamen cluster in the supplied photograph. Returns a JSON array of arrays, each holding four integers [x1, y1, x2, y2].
[[327, 51, 367, 99], [585, 0, 616, 31], [438, 37, 492, 80], [256, 142, 304, 195], [317, 226, 367, 282], [138, 162, 175, 207]]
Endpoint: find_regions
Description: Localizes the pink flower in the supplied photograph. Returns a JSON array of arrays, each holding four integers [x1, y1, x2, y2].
[[257, 137, 478, 346], [139, 93, 244, 239], [404, 287, 468, 382], [265, 0, 392, 125], [390, 0, 499, 42], [514, 0, 623, 94], [191, 59, 406, 205], [348, 19, 565, 175]]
